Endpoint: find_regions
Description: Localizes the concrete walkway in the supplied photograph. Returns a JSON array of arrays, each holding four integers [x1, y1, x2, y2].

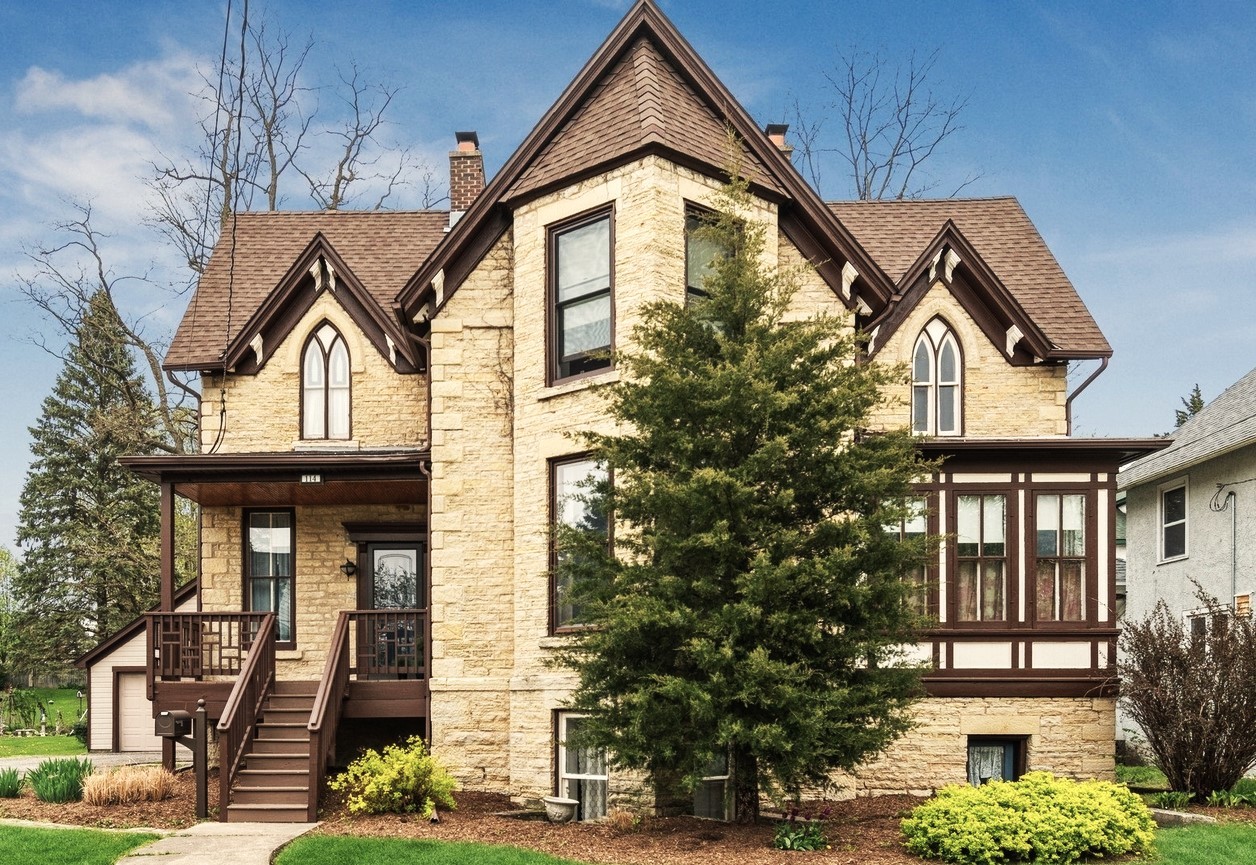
[[114, 820, 318, 865]]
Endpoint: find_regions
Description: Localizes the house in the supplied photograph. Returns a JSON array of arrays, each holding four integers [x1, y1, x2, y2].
[[1120, 369, 1256, 633], [103, 0, 1163, 822]]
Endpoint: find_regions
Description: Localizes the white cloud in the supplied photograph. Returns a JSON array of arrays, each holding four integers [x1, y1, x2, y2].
[[14, 54, 202, 132]]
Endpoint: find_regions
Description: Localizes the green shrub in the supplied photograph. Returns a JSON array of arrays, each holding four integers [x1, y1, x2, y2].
[[901, 771, 1156, 865], [774, 819, 828, 851], [1232, 777, 1256, 797], [0, 768, 22, 798], [26, 757, 93, 803], [1149, 790, 1192, 810], [1114, 763, 1168, 788], [70, 721, 88, 745], [328, 736, 456, 818]]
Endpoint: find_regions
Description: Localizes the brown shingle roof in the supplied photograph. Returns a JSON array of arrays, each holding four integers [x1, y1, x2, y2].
[[829, 197, 1110, 356], [166, 211, 447, 369], [507, 37, 781, 200]]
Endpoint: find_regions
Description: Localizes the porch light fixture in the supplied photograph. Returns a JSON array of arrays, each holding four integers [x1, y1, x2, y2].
[[340, 559, 357, 578]]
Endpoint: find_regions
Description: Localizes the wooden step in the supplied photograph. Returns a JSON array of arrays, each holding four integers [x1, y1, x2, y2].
[[226, 802, 309, 823], [245, 753, 308, 771], [231, 785, 309, 806], [255, 722, 307, 739], [250, 736, 311, 754], [265, 694, 315, 710], [262, 707, 312, 725], [236, 768, 310, 788], [274, 680, 318, 696]]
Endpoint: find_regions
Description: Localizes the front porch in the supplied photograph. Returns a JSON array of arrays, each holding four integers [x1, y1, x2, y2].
[[147, 608, 428, 822]]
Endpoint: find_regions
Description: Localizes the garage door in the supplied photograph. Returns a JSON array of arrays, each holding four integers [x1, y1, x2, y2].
[[116, 672, 162, 752]]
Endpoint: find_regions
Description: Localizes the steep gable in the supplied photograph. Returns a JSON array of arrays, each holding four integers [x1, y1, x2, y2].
[[167, 211, 446, 371], [831, 198, 1111, 359]]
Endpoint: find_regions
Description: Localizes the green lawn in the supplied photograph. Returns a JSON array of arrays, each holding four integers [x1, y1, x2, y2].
[[0, 687, 86, 757], [1155, 823, 1256, 864], [276, 836, 586, 865], [0, 824, 157, 865]]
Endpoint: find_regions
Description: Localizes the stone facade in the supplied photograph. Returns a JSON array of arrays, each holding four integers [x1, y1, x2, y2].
[[198, 292, 427, 453]]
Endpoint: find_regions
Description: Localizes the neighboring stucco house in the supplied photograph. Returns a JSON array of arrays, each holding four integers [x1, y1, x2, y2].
[[97, 0, 1160, 822], [1120, 368, 1256, 631]]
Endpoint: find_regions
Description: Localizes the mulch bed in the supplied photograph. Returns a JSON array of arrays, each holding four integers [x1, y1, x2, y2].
[[0, 769, 926, 864]]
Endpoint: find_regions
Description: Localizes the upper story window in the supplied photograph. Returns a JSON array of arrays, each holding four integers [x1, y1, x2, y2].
[[955, 493, 1006, 622], [551, 210, 613, 382], [1161, 482, 1187, 561], [302, 322, 350, 439], [912, 318, 962, 436], [886, 497, 932, 618], [551, 455, 610, 631], [1034, 493, 1086, 622], [685, 208, 724, 304]]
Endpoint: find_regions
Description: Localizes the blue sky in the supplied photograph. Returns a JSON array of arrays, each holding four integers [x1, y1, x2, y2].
[[2, 0, 1255, 551]]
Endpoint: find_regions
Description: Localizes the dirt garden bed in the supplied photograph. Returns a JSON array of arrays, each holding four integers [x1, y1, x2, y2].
[[0, 768, 926, 864]]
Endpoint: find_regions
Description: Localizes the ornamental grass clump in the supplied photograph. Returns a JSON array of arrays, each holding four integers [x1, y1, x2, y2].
[[0, 767, 23, 798], [82, 765, 176, 805], [26, 757, 93, 803], [900, 771, 1155, 865], [328, 736, 456, 818]]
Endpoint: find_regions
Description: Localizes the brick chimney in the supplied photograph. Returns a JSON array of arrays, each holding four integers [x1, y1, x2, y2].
[[764, 123, 793, 161], [449, 131, 484, 227]]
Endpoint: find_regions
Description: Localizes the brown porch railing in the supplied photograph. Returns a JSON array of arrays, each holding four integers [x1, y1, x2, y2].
[[215, 614, 277, 822], [145, 612, 272, 698], [307, 609, 427, 819]]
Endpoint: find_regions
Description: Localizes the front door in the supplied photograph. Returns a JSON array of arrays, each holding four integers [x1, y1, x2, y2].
[[357, 543, 423, 678]]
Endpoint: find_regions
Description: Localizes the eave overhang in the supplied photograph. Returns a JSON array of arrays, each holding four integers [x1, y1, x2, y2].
[[119, 450, 429, 508], [914, 437, 1170, 472]]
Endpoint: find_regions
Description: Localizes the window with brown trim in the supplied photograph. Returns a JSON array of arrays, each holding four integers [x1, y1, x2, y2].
[[301, 321, 350, 439], [1034, 493, 1086, 622], [245, 509, 295, 646], [956, 494, 1006, 622], [685, 208, 726, 305], [551, 456, 610, 630], [551, 210, 613, 382], [886, 497, 933, 619]]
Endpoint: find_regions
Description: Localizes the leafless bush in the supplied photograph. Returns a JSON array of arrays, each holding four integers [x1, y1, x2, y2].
[[1119, 592, 1256, 798], [81, 765, 176, 805]]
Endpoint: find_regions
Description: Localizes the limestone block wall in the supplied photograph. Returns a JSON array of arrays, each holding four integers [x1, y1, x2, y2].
[[426, 233, 517, 790], [868, 281, 1068, 436], [199, 502, 423, 679], [199, 292, 428, 453], [837, 695, 1116, 797]]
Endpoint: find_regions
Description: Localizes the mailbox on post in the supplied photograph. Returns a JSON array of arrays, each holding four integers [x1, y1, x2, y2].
[[155, 709, 192, 738]]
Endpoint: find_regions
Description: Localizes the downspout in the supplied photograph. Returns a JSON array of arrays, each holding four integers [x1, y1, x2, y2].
[[410, 332, 434, 744], [1064, 357, 1109, 435], [1230, 491, 1237, 604]]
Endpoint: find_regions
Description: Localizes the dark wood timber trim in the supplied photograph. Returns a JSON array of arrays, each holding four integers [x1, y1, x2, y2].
[[160, 482, 175, 611]]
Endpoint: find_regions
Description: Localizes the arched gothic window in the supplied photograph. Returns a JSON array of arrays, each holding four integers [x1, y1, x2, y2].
[[302, 322, 350, 439], [911, 319, 962, 436]]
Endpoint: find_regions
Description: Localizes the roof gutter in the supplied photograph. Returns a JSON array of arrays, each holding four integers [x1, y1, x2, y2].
[[1065, 356, 1108, 435]]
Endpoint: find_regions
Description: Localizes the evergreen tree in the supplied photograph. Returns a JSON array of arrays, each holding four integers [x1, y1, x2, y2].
[[1175, 383, 1205, 429], [13, 290, 163, 676], [0, 547, 17, 686], [555, 173, 931, 822]]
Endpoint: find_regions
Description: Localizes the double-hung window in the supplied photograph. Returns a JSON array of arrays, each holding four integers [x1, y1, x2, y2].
[[551, 456, 609, 630], [1034, 493, 1086, 621], [1161, 483, 1187, 560], [551, 210, 613, 381], [246, 510, 295, 645], [685, 209, 725, 304], [886, 497, 932, 618], [955, 494, 1006, 622]]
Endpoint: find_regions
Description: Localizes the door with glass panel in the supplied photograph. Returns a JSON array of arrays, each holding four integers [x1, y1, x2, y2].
[[358, 543, 423, 679]]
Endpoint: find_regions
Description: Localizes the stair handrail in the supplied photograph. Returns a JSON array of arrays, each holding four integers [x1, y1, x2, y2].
[[307, 609, 352, 822], [215, 613, 277, 822]]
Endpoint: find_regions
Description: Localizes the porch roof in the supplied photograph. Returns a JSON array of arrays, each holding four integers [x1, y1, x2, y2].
[[119, 449, 428, 507]]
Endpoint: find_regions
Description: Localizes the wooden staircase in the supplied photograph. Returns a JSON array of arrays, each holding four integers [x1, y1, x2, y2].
[[225, 680, 317, 823]]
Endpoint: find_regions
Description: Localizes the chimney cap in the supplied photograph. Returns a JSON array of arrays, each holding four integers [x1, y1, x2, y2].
[[455, 130, 480, 151], [765, 123, 789, 137]]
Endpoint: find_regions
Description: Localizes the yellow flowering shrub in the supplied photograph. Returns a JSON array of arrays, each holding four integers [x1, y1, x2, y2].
[[328, 736, 457, 818], [900, 771, 1155, 864]]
